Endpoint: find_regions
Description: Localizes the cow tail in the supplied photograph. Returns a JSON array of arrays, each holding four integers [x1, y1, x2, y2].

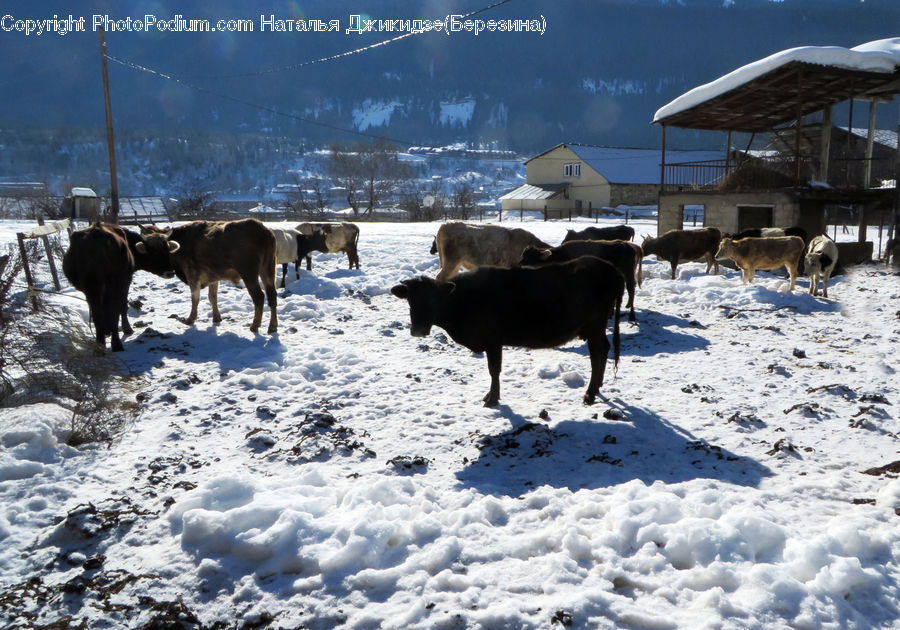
[[612, 286, 621, 374]]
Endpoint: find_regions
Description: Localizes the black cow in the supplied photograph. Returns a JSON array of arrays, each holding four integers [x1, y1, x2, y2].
[[520, 240, 639, 323], [391, 256, 624, 407], [641, 227, 721, 280], [562, 225, 635, 244], [63, 223, 135, 352]]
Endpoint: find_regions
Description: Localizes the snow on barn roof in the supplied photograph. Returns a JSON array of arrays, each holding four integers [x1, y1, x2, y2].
[[566, 145, 725, 184], [654, 38, 900, 132], [499, 183, 568, 201], [841, 126, 899, 150]]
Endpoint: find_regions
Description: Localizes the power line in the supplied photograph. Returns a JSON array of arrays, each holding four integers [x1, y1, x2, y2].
[[104, 0, 521, 145], [106, 53, 418, 146], [195, 0, 519, 80]]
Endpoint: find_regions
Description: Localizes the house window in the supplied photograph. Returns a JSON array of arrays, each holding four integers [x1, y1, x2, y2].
[[564, 163, 581, 178]]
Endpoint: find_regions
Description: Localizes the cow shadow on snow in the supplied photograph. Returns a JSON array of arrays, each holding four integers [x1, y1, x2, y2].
[[557, 309, 711, 360], [454, 399, 771, 497], [124, 326, 287, 374], [282, 268, 362, 300]]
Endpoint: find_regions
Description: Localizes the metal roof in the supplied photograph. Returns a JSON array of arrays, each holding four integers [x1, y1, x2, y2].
[[499, 183, 568, 201], [655, 61, 900, 132]]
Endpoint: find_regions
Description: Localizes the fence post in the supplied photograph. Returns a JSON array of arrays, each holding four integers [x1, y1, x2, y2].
[[17, 233, 38, 310]]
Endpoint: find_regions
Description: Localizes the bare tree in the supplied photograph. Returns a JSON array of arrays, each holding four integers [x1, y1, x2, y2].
[[288, 174, 329, 220], [172, 181, 213, 221], [399, 176, 446, 222], [330, 140, 414, 216], [329, 144, 364, 215], [450, 183, 475, 220]]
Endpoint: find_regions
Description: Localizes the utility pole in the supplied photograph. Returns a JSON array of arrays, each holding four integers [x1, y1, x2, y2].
[[99, 27, 119, 223]]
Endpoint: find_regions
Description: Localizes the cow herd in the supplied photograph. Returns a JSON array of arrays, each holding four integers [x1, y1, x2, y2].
[[63, 218, 853, 407]]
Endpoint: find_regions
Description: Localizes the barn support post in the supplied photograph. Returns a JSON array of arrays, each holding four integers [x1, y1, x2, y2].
[[845, 91, 855, 188], [660, 125, 667, 191], [864, 100, 877, 188], [724, 131, 732, 176], [818, 104, 832, 182], [894, 96, 900, 241]]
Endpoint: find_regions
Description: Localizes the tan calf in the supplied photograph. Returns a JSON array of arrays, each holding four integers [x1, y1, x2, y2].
[[715, 236, 805, 290]]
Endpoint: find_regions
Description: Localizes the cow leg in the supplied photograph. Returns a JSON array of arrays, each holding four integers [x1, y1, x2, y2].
[[669, 260, 677, 280], [306, 254, 312, 271], [822, 272, 830, 298], [280, 263, 287, 289], [295, 259, 300, 281], [264, 277, 278, 334], [787, 263, 798, 291], [121, 311, 133, 336], [585, 333, 611, 405], [242, 277, 265, 333], [625, 275, 636, 323], [483, 346, 502, 407], [107, 283, 129, 352], [208, 282, 223, 324], [741, 268, 752, 284]]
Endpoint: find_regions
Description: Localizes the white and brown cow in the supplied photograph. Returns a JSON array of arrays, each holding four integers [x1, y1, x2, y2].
[[295, 222, 360, 270], [137, 219, 279, 333], [715, 236, 805, 291], [431, 222, 551, 282], [804, 235, 839, 297], [270, 227, 328, 288]]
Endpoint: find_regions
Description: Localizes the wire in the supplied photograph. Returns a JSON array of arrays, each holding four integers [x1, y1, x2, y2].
[[106, 53, 417, 145], [196, 0, 519, 79], [104, 0, 521, 145]]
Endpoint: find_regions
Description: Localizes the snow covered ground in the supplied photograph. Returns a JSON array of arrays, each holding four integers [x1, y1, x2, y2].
[[1, 217, 898, 629]]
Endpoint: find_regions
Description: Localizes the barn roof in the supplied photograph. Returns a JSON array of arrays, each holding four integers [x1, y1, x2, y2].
[[499, 183, 567, 201], [527, 144, 725, 184], [654, 38, 900, 132]]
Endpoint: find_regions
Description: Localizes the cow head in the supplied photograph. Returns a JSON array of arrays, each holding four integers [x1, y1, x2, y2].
[[715, 238, 734, 261], [519, 246, 552, 266], [131, 226, 180, 278], [804, 252, 827, 274], [390, 276, 454, 337]]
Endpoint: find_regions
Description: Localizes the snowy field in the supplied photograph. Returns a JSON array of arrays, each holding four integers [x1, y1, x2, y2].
[[1, 216, 899, 629]]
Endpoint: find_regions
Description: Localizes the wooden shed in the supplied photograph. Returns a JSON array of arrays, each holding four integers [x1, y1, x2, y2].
[[653, 37, 900, 259]]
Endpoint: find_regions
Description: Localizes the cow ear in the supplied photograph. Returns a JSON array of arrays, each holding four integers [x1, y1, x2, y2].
[[539, 249, 552, 262], [139, 224, 153, 234], [134, 242, 147, 254], [390, 284, 409, 300], [819, 254, 832, 269], [441, 281, 456, 296], [167, 240, 181, 254]]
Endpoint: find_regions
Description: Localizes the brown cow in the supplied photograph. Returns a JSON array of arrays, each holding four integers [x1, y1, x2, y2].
[[138, 219, 278, 333], [431, 222, 551, 282], [715, 236, 805, 290], [641, 227, 721, 280], [63, 223, 135, 352], [295, 222, 360, 270]]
